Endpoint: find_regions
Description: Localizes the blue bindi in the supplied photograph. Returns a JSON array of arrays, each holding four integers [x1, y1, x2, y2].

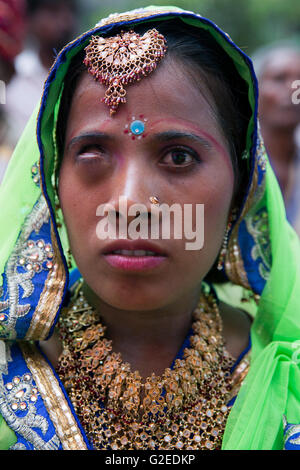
[[130, 120, 145, 136]]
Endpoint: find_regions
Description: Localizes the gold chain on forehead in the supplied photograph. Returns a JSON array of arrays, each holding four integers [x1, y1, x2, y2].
[[83, 28, 167, 115]]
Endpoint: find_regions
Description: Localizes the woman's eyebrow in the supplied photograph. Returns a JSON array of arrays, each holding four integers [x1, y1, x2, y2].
[[152, 130, 213, 150], [66, 132, 112, 151]]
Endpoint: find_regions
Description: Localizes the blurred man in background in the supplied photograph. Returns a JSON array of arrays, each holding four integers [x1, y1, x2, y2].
[[255, 46, 300, 235], [6, 0, 78, 146]]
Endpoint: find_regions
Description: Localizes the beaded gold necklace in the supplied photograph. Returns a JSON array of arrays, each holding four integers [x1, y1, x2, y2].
[[57, 284, 236, 450]]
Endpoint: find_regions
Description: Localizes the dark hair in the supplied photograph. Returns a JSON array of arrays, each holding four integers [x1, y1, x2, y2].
[[26, 0, 77, 15], [57, 20, 250, 193]]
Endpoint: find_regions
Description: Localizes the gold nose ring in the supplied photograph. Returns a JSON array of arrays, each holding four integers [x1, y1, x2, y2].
[[149, 196, 160, 205]]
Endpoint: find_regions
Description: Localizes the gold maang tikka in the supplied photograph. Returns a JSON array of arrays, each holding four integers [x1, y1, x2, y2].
[[84, 28, 167, 115]]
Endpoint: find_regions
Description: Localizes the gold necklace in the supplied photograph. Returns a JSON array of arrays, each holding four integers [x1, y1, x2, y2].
[[57, 283, 235, 450]]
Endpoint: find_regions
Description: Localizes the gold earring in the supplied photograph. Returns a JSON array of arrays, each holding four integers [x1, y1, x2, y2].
[[217, 210, 237, 271], [217, 229, 230, 271], [54, 200, 63, 229], [67, 248, 73, 269]]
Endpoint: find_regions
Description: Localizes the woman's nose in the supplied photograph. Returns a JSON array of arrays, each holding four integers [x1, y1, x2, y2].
[[107, 161, 158, 222]]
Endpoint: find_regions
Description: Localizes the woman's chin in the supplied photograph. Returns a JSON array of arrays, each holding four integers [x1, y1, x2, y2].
[[83, 280, 172, 312], [97, 291, 170, 312]]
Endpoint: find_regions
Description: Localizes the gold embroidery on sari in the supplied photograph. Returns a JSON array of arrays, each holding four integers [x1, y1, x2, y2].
[[0, 196, 51, 339], [25, 223, 66, 341], [0, 342, 60, 450], [96, 8, 193, 28], [21, 342, 88, 450], [0, 192, 66, 341], [245, 210, 271, 281], [256, 126, 268, 172]]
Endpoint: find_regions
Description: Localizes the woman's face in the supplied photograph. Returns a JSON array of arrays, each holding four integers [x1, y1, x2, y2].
[[58, 58, 235, 311]]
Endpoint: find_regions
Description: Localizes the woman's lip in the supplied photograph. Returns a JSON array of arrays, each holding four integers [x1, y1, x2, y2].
[[103, 253, 167, 271], [102, 240, 167, 256]]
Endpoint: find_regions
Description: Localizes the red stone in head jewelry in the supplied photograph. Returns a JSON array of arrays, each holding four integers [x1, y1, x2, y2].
[[83, 28, 167, 115]]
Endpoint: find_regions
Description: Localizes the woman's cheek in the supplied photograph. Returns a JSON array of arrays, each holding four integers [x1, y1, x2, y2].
[[202, 178, 233, 250]]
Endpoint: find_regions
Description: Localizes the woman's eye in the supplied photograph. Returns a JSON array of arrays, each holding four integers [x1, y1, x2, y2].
[[77, 145, 104, 159], [161, 148, 199, 167]]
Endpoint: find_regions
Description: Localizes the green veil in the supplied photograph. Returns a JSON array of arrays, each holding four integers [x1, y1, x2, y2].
[[0, 6, 300, 450]]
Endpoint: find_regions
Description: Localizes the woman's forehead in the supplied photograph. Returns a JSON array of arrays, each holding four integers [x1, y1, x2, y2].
[[67, 59, 221, 136]]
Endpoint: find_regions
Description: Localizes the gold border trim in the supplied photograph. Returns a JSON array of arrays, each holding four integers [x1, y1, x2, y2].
[[229, 350, 251, 401], [21, 342, 88, 450], [97, 8, 188, 27], [25, 223, 66, 341]]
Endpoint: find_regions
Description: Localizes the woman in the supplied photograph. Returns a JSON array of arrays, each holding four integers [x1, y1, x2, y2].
[[0, 6, 299, 450]]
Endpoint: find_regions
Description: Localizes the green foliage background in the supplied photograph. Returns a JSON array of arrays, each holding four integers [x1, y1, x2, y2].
[[80, 0, 300, 55]]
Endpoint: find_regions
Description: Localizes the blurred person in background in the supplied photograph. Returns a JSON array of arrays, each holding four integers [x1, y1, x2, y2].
[[0, 0, 26, 183], [255, 46, 300, 235], [6, 0, 78, 146]]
